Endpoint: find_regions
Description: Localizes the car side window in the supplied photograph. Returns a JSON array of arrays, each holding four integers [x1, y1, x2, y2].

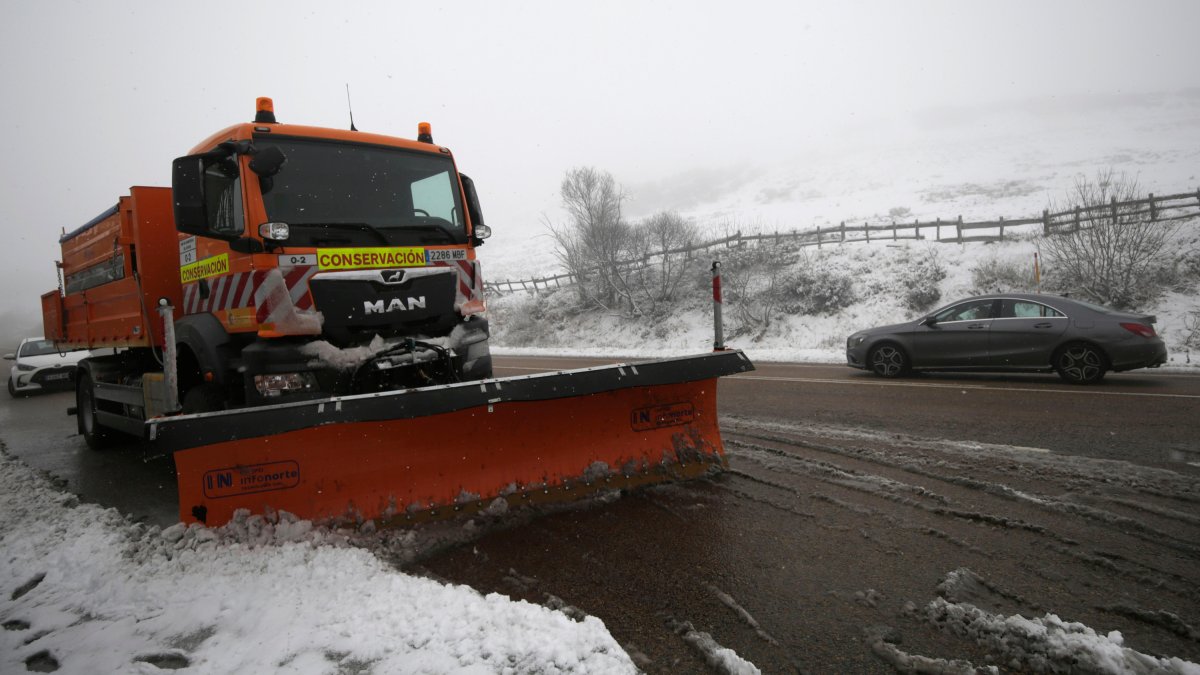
[[935, 299, 995, 322], [1002, 300, 1065, 318]]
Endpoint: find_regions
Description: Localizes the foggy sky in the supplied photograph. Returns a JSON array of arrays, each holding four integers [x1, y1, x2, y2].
[[2, 0, 1199, 325]]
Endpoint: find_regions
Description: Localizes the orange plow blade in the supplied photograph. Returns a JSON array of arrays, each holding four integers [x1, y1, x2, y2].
[[150, 351, 754, 526]]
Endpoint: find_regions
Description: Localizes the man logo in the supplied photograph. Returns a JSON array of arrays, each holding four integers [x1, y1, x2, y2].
[[364, 297, 427, 314], [381, 269, 405, 284]]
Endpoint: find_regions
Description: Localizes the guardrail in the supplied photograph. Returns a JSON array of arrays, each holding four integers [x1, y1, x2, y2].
[[486, 189, 1200, 295]]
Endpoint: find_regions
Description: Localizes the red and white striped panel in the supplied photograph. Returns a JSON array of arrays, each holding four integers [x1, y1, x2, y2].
[[431, 259, 484, 312], [183, 266, 317, 319], [254, 266, 318, 324], [182, 271, 255, 315]]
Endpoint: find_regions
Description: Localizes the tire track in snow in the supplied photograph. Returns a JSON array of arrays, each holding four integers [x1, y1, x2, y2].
[[723, 421, 1200, 606]]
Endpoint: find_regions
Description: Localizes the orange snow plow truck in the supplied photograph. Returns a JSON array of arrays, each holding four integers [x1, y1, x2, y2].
[[41, 98, 754, 527]]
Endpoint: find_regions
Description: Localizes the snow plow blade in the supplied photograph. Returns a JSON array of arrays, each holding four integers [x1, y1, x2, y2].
[[150, 350, 754, 526]]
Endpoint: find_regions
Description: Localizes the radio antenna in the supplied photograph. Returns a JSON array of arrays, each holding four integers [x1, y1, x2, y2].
[[345, 83, 358, 131]]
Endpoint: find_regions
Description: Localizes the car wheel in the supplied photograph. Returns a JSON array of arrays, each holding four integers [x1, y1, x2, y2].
[[1055, 343, 1107, 385], [76, 370, 112, 449], [869, 344, 909, 378]]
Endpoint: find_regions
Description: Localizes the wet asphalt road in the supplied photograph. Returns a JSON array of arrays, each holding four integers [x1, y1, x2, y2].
[[2, 357, 1199, 672]]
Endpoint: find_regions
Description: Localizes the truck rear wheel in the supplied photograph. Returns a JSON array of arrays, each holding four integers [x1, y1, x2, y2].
[[76, 370, 112, 450]]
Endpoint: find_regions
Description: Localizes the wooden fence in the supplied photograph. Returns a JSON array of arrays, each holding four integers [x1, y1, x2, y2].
[[485, 189, 1200, 295]]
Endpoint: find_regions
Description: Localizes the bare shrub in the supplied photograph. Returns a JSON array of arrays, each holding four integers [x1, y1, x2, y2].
[[971, 255, 1037, 295], [721, 243, 800, 338], [897, 247, 947, 312], [1042, 169, 1180, 309], [1184, 311, 1200, 352], [775, 252, 857, 315], [628, 210, 702, 314]]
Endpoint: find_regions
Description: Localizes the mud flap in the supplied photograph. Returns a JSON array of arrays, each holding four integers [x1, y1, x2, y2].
[[149, 350, 754, 526]]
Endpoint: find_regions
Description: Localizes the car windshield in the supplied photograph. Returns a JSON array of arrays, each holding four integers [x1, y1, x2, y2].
[[19, 339, 59, 357], [254, 137, 466, 247]]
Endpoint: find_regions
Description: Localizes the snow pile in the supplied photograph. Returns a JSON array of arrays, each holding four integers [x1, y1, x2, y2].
[[924, 597, 1200, 675], [0, 450, 636, 674], [664, 617, 761, 675]]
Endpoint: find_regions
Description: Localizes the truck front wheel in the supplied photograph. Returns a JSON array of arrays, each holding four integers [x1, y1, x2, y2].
[[181, 383, 224, 414], [76, 370, 112, 450]]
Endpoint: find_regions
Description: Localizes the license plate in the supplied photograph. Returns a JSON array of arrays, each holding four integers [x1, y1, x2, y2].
[[44, 372, 70, 381]]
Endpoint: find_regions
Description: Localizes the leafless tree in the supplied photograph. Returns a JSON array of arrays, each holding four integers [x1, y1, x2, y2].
[[1042, 169, 1180, 309], [549, 169, 704, 318], [548, 167, 639, 314]]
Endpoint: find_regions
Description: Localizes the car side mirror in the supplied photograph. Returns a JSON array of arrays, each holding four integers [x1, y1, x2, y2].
[[920, 316, 937, 327], [3, 353, 14, 360]]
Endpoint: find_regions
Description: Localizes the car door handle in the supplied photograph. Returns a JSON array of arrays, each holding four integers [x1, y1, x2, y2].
[[967, 324, 986, 330], [1034, 322, 1053, 328]]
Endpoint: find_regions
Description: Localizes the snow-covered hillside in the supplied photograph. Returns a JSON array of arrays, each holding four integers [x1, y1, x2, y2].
[[478, 92, 1200, 284], [480, 94, 1200, 367], [486, 227, 1200, 369]]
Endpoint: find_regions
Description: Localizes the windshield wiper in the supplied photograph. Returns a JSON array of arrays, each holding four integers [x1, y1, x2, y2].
[[402, 222, 462, 243], [288, 222, 390, 245]]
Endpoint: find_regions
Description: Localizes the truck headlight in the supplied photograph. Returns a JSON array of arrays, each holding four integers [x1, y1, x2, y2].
[[254, 372, 316, 397]]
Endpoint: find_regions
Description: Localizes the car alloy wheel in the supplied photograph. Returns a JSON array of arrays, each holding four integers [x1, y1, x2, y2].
[[1056, 344, 1106, 384], [869, 344, 908, 378]]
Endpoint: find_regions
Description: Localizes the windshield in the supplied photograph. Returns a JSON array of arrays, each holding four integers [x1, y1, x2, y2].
[[19, 339, 59, 357], [254, 137, 466, 247]]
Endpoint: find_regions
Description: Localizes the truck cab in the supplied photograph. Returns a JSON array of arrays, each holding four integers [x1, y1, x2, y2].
[[168, 98, 492, 409]]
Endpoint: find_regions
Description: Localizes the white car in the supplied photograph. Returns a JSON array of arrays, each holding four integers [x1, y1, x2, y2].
[[5, 337, 90, 397]]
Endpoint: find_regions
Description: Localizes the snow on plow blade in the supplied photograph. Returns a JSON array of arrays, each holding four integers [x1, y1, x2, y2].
[[149, 350, 754, 526]]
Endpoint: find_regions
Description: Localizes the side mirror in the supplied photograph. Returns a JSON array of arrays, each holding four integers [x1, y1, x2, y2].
[[172, 152, 244, 239], [3, 353, 14, 361], [172, 155, 209, 235], [920, 316, 937, 327], [460, 174, 490, 245]]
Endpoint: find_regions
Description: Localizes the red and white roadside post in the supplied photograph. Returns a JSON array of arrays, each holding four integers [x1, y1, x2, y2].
[[712, 260, 726, 351]]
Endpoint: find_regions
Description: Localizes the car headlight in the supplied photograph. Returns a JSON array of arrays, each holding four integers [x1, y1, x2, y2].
[[15, 363, 35, 371], [848, 335, 866, 348]]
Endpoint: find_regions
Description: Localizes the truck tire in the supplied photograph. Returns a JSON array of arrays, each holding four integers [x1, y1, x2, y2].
[[76, 370, 112, 450], [461, 339, 493, 380], [181, 383, 224, 414]]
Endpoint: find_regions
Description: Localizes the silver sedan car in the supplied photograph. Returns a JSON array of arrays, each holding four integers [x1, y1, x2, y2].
[[846, 293, 1167, 384]]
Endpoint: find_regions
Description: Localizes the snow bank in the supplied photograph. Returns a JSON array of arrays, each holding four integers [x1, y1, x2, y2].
[[0, 450, 636, 675], [925, 598, 1200, 675]]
